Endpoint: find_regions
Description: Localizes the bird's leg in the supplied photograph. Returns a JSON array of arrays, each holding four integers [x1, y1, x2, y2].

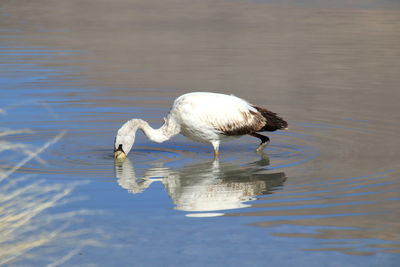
[[255, 150, 270, 166], [249, 133, 270, 152], [211, 140, 220, 158]]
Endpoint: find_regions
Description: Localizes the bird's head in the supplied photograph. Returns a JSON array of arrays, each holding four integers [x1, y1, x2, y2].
[[114, 120, 136, 159]]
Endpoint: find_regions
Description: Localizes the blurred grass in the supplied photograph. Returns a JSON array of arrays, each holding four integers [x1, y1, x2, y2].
[[0, 107, 102, 266]]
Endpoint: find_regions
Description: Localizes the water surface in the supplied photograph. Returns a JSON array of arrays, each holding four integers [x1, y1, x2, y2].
[[1, 0, 400, 265]]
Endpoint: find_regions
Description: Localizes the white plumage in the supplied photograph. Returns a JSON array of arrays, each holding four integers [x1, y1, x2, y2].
[[114, 92, 287, 159]]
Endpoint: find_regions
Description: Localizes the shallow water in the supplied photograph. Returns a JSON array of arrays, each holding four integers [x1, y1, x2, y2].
[[1, 0, 400, 265]]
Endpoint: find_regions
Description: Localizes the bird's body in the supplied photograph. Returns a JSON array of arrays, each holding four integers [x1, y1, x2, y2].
[[174, 92, 260, 143], [114, 92, 287, 159]]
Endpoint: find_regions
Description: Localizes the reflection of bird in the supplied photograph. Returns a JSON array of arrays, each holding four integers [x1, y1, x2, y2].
[[114, 92, 288, 158], [114, 156, 286, 215]]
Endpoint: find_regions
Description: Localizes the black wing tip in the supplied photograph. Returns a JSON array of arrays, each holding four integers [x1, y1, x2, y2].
[[252, 105, 288, 131]]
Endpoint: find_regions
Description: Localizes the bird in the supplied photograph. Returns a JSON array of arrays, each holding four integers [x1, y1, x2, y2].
[[114, 92, 288, 159]]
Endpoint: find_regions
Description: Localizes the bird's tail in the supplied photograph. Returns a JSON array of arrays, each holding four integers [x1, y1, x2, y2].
[[252, 106, 288, 131]]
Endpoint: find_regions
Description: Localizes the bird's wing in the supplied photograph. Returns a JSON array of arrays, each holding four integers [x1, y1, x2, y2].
[[174, 93, 266, 136]]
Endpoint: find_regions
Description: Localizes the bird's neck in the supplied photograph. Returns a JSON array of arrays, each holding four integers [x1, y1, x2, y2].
[[129, 117, 179, 144]]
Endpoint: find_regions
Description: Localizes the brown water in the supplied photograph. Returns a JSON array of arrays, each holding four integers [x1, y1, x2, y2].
[[1, 0, 400, 265]]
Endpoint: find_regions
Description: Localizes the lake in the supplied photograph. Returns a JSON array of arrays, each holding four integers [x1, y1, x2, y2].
[[1, 0, 400, 266]]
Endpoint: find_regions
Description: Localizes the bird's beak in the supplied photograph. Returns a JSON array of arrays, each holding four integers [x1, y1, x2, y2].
[[114, 150, 126, 159], [114, 146, 126, 160]]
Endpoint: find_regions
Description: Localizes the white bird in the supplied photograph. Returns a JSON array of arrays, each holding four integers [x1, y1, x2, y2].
[[114, 92, 288, 159]]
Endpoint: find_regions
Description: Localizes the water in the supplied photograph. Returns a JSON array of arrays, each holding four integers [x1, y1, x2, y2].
[[1, 0, 400, 265]]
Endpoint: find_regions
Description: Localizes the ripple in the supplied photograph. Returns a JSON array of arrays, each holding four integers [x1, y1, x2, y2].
[[223, 117, 400, 256], [1, 125, 318, 177], [4, 116, 399, 184], [2, 106, 400, 257]]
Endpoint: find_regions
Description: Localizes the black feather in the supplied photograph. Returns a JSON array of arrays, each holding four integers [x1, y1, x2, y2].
[[252, 105, 288, 132]]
